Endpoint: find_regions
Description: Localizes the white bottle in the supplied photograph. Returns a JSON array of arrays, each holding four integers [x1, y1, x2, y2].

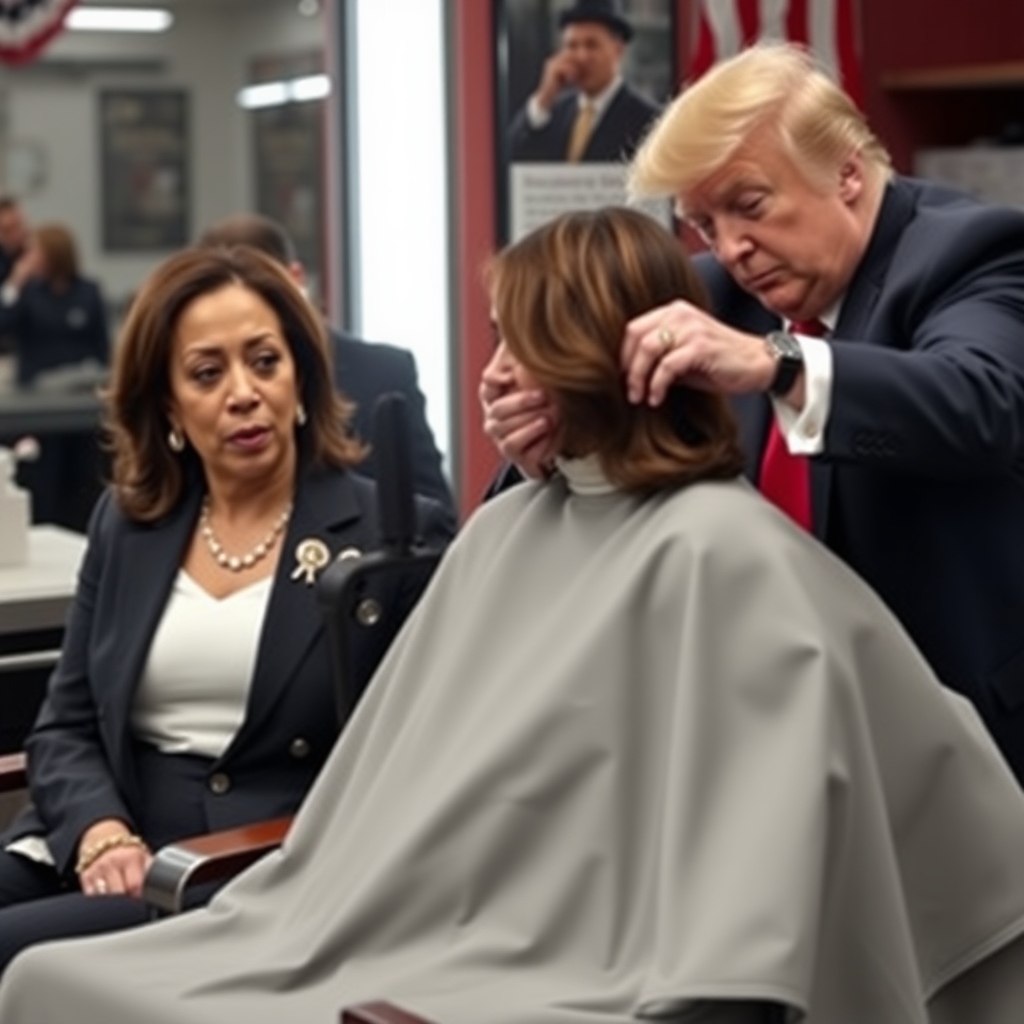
[[0, 447, 31, 567]]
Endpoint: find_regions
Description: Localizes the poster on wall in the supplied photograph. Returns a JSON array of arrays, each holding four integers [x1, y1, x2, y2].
[[99, 89, 189, 252], [494, 0, 677, 243], [248, 51, 325, 306]]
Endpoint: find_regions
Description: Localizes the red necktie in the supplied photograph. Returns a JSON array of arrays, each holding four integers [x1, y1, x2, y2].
[[758, 319, 827, 531]]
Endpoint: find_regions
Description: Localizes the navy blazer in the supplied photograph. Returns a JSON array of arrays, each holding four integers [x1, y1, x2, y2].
[[330, 328, 455, 518], [508, 83, 660, 163], [704, 177, 1024, 781], [4, 466, 454, 874]]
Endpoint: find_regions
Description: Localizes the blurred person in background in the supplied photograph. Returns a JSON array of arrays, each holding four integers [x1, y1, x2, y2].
[[0, 196, 38, 367], [0, 222, 109, 526], [0, 222, 108, 389]]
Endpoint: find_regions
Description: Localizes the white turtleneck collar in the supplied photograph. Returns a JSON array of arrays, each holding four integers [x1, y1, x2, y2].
[[554, 454, 617, 496]]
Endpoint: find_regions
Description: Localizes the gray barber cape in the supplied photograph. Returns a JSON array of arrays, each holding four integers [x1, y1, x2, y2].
[[3, 470, 1024, 1023]]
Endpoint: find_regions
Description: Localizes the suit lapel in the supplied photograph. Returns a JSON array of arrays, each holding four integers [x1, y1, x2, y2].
[[809, 181, 914, 538], [103, 489, 202, 778], [229, 468, 365, 748]]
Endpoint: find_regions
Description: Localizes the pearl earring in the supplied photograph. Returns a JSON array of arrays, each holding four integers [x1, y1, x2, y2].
[[168, 429, 185, 453], [296, 403, 307, 427]]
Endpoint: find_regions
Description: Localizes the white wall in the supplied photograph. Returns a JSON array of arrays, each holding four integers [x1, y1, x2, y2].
[[350, 0, 452, 469]]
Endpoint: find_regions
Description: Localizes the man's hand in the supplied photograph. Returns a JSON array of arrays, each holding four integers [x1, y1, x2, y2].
[[534, 50, 579, 112], [622, 299, 789, 407]]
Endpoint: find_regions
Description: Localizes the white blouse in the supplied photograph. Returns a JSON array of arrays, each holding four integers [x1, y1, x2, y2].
[[130, 570, 272, 758]]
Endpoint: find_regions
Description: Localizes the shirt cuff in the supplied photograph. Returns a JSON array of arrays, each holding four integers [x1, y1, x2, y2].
[[771, 334, 833, 455], [526, 95, 553, 129]]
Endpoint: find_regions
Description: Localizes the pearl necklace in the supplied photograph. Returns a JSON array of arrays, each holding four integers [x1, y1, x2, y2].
[[200, 498, 293, 573]]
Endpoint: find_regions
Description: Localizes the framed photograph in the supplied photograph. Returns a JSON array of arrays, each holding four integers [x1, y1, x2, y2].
[[99, 89, 189, 252], [248, 51, 327, 306], [493, 0, 678, 243]]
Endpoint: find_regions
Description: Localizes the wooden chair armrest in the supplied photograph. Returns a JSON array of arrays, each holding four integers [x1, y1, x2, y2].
[[143, 815, 292, 915], [342, 1003, 440, 1024], [0, 752, 27, 793]]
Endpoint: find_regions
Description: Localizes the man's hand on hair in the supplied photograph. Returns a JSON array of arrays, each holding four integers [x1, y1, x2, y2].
[[622, 299, 782, 407]]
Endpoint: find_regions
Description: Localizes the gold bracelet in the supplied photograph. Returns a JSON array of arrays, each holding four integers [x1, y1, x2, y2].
[[75, 832, 145, 875]]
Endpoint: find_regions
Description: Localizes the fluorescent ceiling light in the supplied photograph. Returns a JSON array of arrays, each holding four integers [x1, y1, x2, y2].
[[67, 7, 173, 32], [237, 74, 331, 111]]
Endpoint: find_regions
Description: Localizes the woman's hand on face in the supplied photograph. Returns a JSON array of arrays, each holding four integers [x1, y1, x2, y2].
[[479, 373, 560, 481], [622, 299, 778, 407]]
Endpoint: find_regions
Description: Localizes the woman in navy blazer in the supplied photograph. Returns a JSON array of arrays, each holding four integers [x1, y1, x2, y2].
[[0, 245, 453, 971]]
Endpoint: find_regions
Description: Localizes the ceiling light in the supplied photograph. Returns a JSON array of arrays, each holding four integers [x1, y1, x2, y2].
[[67, 7, 173, 32], [237, 74, 331, 111]]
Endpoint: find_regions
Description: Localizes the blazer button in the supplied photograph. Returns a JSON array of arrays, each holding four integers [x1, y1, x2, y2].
[[208, 772, 231, 795], [356, 597, 382, 626], [289, 737, 311, 760]]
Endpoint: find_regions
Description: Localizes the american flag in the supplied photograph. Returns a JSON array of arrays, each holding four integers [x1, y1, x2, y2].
[[690, 0, 863, 105], [0, 0, 77, 66]]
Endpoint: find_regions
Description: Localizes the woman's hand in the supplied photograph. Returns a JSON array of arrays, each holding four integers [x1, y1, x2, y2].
[[76, 819, 153, 899], [479, 364, 560, 481]]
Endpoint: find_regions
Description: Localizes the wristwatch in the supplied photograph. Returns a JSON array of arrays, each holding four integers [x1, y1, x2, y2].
[[764, 330, 805, 397]]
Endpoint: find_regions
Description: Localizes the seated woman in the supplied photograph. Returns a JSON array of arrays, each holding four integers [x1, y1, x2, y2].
[[2, 209, 1024, 1024], [0, 245, 453, 972]]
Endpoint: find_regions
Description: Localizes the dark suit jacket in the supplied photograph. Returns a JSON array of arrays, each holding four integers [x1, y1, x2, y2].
[[331, 328, 455, 518], [706, 177, 1024, 781], [0, 276, 109, 387], [486, 177, 1024, 781], [3, 466, 453, 875], [508, 83, 660, 163]]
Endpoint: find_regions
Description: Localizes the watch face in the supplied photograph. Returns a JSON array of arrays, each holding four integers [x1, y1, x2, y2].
[[768, 331, 802, 360], [766, 332, 804, 396]]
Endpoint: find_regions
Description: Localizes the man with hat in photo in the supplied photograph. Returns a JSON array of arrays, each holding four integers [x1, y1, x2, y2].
[[508, 0, 661, 163]]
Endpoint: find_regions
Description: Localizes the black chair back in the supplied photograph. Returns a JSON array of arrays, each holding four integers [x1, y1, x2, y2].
[[317, 393, 445, 723]]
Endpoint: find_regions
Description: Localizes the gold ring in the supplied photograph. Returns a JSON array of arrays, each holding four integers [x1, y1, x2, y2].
[[657, 327, 676, 351]]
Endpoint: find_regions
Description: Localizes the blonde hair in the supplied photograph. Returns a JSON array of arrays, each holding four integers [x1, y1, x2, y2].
[[629, 42, 892, 202], [487, 209, 744, 493]]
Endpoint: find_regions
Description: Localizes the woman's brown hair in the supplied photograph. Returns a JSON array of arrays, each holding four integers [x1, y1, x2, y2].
[[487, 208, 744, 492], [107, 245, 364, 522], [34, 223, 80, 286]]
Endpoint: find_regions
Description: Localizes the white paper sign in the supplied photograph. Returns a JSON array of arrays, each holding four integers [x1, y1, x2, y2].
[[509, 162, 672, 241]]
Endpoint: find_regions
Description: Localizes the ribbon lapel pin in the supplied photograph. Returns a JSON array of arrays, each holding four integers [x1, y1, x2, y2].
[[291, 538, 330, 586]]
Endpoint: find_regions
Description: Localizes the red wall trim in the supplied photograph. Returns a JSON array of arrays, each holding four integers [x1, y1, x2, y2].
[[452, 0, 500, 516]]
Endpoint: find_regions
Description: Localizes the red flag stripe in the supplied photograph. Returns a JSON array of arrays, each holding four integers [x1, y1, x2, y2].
[[692, 0, 862, 108]]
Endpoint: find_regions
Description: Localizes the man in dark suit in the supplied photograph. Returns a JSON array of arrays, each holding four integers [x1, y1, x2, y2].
[[0, 196, 38, 361], [198, 214, 455, 518], [483, 43, 1024, 784], [507, 0, 660, 163]]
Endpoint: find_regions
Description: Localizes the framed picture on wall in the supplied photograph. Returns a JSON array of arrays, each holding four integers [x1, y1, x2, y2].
[[99, 89, 189, 252], [493, 0, 677, 243]]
